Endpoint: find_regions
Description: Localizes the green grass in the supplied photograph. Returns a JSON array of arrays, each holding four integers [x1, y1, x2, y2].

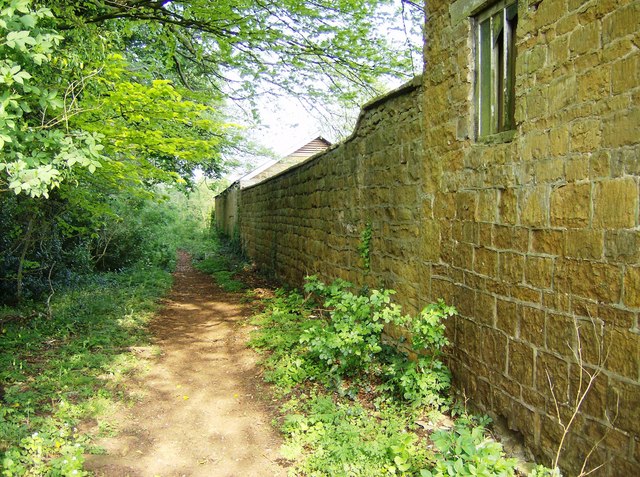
[[0, 264, 172, 475], [191, 234, 248, 292]]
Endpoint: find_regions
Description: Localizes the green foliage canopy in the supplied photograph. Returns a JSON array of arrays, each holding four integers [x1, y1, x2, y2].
[[0, 0, 423, 302]]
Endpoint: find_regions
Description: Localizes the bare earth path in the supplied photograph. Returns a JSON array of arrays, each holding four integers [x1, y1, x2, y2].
[[85, 252, 286, 477]]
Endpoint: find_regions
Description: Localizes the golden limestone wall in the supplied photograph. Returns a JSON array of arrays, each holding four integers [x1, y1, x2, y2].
[[239, 77, 426, 303], [220, 1, 639, 474], [423, 0, 638, 474]]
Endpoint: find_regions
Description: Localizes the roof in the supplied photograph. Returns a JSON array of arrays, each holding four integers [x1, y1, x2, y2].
[[240, 136, 331, 187]]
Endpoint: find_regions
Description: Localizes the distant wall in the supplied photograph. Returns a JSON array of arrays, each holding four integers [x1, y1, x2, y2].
[[214, 182, 239, 239], [216, 1, 640, 474]]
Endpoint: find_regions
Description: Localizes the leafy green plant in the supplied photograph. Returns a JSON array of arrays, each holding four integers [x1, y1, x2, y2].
[[383, 355, 452, 409], [0, 265, 171, 475], [422, 422, 518, 477], [193, 255, 246, 292], [300, 275, 403, 379], [279, 394, 429, 476]]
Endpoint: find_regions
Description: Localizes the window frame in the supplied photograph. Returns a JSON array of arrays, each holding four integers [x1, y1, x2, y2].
[[474, 0, 518, 140]]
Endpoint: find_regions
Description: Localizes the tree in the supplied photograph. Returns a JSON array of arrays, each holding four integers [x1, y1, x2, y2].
[[0, 0, 103, 198], [0, 0, 423, 302], [42, 0, 420, 102]]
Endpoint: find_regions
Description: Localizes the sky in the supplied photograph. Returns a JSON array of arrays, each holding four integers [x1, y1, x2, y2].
[[222, 0, 424, 182]]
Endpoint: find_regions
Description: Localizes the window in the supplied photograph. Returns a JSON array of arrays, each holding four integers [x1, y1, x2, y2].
[[475, 0, 518, 138]]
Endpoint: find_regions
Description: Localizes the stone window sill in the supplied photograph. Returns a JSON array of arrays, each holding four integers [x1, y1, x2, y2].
[[476, 129, 516, 144]]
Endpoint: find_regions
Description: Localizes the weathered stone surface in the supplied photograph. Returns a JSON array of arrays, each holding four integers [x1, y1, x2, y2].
[[624, 267, 640, 308], [524, 256, 554, 290], [605, 230, 640, 263], [593, 178, 638, 228], [550, 183, 591, 227], [564, 229, 603, 260], [521, 186, 549, 226], [508, 339, 535, 387]]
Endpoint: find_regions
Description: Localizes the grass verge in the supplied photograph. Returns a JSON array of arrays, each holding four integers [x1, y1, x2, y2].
[[191, 234, 247, 292], [0, 264, 172, 476]]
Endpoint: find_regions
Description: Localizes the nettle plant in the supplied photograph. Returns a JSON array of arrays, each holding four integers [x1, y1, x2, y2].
[[300, 276, 456, 407]]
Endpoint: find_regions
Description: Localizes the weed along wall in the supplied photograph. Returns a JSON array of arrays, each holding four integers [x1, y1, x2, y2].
[[216, 0, 640, 474]]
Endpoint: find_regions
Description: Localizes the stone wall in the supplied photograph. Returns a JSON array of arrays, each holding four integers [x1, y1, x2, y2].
[[238, 77, 427, 302], [217, 0, 639, 474], [422, 0, 639, 474], [214, 182, 240, 239]]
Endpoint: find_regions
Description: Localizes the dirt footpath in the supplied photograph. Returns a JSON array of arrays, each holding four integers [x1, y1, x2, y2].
[[85, 252, 286, 477]]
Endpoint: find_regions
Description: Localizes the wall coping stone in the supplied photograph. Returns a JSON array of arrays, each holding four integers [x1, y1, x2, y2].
[[239, 74, 424, 192]]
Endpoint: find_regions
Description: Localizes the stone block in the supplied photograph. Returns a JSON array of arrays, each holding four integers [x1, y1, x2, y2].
[[508, 402, 538, 448], [556, 12, 579, 36], [456, 191, 478, 221], [421, 220, 441, 262], [499, 252, 525, 284], [612, 55, 639, 95], [499, 188, 518, 225], [475, 292, 496, 326], [550, 74, 579, 114], [512, 284, 543, 304], [604, 327, 639, 381], [564, 229, 604, 260], [550, 183, 591, 227], [603, 2, 640, 44], [531, 229, 565, 256], [452, 242, 474, 269], [548, 35, 570, 66], [476, 189, 499, 223], [589, 151, 611, 179], [603, 108, 640, 148], [434, 192, 455, 219], [607, 378, 640, 435], [624, 267, 640, 308], [569, 21, 601, 56], [536, 0, 568, 30], [494, 225, 529, 252], [496, 298, 518, 336], [521, 186, 549, 227], [481, 327, 508, 374], [521, 306, 546, 347], [474, 247, 499, 278], [593, 178, 638, 228], [577, 66, 611, 102], [565, 156, 589, 182], [522, 131, 550, 162], [549, 126, 570, 156], [536, 351, 569, 402], [605, 230, 640, 263], [546, 312, 578, 357], [525, 255, 554, 289], [508, 340, 535, 387], [559, 259, 623, 303], [570, 118, 602, 152], [535, 158, 565, 183]]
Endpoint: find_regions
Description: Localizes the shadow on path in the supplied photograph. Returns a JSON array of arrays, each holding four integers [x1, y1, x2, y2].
[[85, 251, 286, 477]]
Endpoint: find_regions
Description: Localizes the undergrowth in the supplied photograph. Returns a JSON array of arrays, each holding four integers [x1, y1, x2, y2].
[[249, 276, 533, 476], [191, 234, 247, 292], [0, 265, 172, 476]]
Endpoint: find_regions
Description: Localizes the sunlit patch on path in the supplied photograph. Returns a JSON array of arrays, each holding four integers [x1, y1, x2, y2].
[[85, 251, 285, 476]]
